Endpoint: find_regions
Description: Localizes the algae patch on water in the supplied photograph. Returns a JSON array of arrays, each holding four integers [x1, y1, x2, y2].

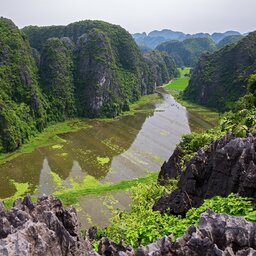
[[102, 138, 124, 154], [97, 156, 111, 166], [52, 144, 64, 149], [52, 172, 158, 206], [0, 119, 92, 166], [1, 180, 31, 208]]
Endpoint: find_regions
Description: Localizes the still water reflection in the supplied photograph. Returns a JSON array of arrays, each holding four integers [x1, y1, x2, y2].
[[0, 89, 192, 226]]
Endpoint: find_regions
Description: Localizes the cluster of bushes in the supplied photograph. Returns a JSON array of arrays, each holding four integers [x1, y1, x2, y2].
[[98, 181, 255, 247]]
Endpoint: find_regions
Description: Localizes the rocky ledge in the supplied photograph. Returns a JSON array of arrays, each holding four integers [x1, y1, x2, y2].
[[95, 209, 256, 255], [154, 133, 256, 215], [0, 195, 91, 255]]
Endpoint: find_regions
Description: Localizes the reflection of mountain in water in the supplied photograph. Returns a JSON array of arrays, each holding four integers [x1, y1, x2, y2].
[[37, 159, 85, 196], [104, 90, 190, 182], [0, 150, 45, 198], [0, 90, 191, 199], [0, 101, 154, 198]]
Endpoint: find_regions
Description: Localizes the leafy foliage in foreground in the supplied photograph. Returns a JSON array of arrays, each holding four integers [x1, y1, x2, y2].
[[100, 182, 255, 248]]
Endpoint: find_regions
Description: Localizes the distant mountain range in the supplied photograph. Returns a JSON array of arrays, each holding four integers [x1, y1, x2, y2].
[[133, 29, 243, 49]]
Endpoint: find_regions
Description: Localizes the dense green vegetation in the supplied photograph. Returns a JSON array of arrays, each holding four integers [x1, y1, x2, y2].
[[156, 37, 216, 67], [40, 38, 76, 121], [184, 32, 256, 111], [99, 182, 255, 247], [143, 51, 178, 86], [0, 18, 48, 153], [217, 34, 243, 48], [0, 18, 178, 153], [164, 67, 190, 91]]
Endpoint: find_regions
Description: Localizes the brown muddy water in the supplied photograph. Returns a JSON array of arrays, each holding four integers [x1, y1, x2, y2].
[[0, 89, 208, 227]]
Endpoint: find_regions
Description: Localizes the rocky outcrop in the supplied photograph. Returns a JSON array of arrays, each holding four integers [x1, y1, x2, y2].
[[158, 146, 182, 185], [143, 51, 178, 88], [74, 29, 122, 117], [0, 195, 91, 255], [154, 133, 256, 215], [92, 210, 256, 255], [40, 37, 77, 120]]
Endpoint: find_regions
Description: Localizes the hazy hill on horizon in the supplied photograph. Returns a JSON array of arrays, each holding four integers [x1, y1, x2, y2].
[[133, 28, 244, 49]]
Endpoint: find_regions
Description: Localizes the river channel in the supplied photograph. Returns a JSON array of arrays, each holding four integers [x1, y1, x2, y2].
[[0, 89, 211, 227]]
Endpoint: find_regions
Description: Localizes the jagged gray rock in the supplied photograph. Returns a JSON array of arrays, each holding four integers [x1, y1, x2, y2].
[[0, 194, 91, 256], [169, 209, 256, 256], [154, 133, 256, 215], [158, 146, 182, 185], [97, 237, 135, 256], [92, 210, 256, 256]]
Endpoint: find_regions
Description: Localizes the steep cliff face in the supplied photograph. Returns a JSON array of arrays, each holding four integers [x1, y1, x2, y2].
[[184, 32, 256, 111], [0, 18, 47, 152], [40, 37, 76, 121], [23, 21, 144, 118], [156, 37, 216, 67], [143, 51, 178, 88], [23, 21, 178, 118]]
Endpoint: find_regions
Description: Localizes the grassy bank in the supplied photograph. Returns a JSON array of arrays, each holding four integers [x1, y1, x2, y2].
[[121, 93, 162, 116], [163, 68, 220, 132], [164, 67, 190, 91], [173, 91, 220, 132], [2, 172, 159, 208], [54, 172, 159, 206]]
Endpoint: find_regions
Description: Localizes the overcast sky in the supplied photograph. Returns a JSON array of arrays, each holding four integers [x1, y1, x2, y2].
[[1, 0, 256, 34]]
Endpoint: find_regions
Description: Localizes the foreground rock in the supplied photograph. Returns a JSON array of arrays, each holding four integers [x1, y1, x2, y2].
[[0, 195, 91, 255], [95, 210, 256, 255], [158, 146, 183, 185], [154, 133, 256, 215]]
